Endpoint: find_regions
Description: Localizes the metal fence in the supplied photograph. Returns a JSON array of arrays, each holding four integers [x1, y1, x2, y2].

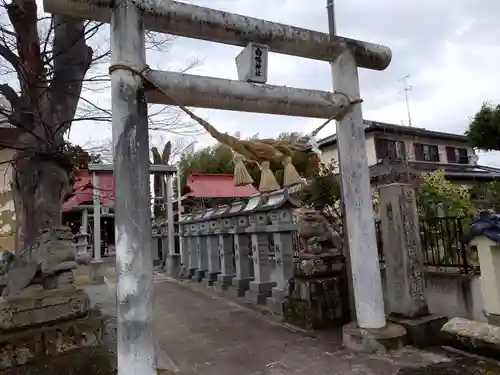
[[375, 216, 480, 275]]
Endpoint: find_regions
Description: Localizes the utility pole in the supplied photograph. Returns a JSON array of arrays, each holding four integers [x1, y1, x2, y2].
[[399, 74, 413, 127], [327, 0, 336, 34]]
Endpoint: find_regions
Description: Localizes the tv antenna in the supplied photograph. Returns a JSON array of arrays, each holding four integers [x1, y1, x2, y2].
[[399, 74, 413, 127]]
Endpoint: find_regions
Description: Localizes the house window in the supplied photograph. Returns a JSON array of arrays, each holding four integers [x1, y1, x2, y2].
[[446, 147, 469, 164], [375, 138, 406, 161], [414, 143, 439, 162]]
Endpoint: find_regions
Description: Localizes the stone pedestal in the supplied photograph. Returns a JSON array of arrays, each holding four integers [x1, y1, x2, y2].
[[245, 281, 276, 305], [266, 287, 287, 314], [89, 260, 105, 284], [194, 269, 206, 282], [187, 268, 197, 280], [342, 322, 407, 353], [0, 287, 105, 371], [388, 314, 448, 348], [230, 277, 252, 298], [73, 261, 105, 286], [214, 274, 235, 292], [165, 254, 181, 278]]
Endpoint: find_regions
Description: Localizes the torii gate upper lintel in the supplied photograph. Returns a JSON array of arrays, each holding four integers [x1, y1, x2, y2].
[[45, 0, 391, 71]]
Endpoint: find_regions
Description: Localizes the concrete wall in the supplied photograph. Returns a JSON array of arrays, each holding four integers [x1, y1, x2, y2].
[[0, 148, 16, 252], [320, 132, 475, 170], [382, 270, 485, 322], [321, 135, 377, 173]]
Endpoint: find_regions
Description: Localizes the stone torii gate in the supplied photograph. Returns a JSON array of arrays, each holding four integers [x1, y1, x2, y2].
[[43, 0, 398, 372]]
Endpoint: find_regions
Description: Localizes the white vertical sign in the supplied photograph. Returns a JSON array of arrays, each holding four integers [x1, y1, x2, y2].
[[235, 43, 269, 84]]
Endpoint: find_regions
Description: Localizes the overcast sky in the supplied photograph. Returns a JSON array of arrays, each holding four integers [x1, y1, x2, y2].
[[64, 0, 500, 166]]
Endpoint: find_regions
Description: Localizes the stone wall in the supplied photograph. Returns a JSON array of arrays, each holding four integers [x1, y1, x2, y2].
[[381, 270, 485, 322], [0, 148, 15, 252]]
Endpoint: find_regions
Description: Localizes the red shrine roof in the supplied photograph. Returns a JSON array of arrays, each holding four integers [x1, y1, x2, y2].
[[185, 173, 257, 199], [62, 171, 256, 211], [62, 170, 115, 212]]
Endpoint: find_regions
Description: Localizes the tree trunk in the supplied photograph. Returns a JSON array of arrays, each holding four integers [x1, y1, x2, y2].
[[13, 152, 70, 250]]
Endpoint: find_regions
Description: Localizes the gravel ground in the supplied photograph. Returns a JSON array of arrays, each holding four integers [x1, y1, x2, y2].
[[397, 358, 500, 374]]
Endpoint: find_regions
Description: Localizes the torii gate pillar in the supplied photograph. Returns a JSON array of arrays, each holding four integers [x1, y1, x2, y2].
[[111, 1, 156, 374]]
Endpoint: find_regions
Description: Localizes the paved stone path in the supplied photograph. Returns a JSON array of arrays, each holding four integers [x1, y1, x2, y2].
[[86, 271, 499, 375]]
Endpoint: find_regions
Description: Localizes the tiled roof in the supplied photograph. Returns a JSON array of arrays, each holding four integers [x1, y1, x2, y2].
[[185, 173, 257, 198], [62, 170, 115, 211]]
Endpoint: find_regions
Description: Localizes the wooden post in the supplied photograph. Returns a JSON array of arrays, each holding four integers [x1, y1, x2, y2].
[[331, 51, 386, 329], [110, 0, 156, 374]]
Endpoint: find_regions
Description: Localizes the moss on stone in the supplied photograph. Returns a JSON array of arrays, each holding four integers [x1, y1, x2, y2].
[[0, 345, 116, 375]]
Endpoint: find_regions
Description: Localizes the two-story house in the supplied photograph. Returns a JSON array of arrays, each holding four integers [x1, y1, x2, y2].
[[318, 120, 500, 185]]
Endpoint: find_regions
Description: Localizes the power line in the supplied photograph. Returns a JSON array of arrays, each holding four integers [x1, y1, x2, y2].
[[399, 74, 413, 127]]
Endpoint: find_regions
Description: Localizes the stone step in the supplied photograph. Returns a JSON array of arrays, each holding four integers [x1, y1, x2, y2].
[[441, 317, 500, 359]]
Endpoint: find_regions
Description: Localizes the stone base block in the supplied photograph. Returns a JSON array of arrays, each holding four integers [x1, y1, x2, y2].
[[266, 297, 284, 314], [202, 278, 215, 288], [388, 314, 447, 348], [213, 282, 231, 293], [441, 317, 500, 359], [73, 261, 105, 286], [0, 313, 104, 371], [194, 269, 206, 282], [215, 274, 235, 291], [165, 254, 181, 278], [187, 268, 196, 279], [88, 261, 105, 284], [342, 322, 407, 353], [231, 277, 252, 297], [246, 281, 275, 304], [202, 272, 220, 288], [207, 272, 219, 282], [179, 265, 190, 279], [0, 287, 90, 331], [266, 287, 287, 314], [249, 281, 276, 294], [245, 290, 271, 305], [487, 313, 500, 327]]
